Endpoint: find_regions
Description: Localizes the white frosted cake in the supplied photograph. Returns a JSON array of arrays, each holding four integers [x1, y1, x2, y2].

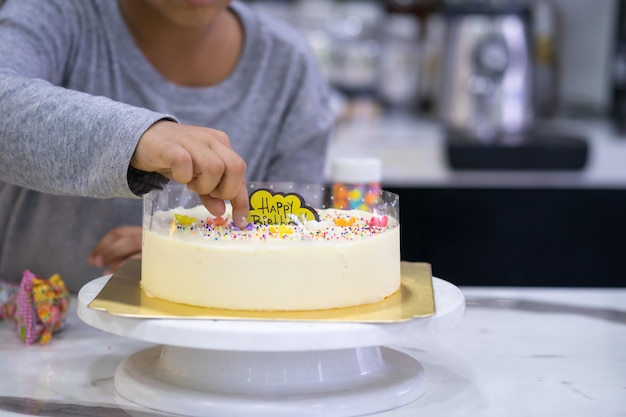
[[141, 188, 401, 311]]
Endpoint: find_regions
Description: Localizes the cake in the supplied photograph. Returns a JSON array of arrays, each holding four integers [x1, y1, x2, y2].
[[140, 185, 401, 311]]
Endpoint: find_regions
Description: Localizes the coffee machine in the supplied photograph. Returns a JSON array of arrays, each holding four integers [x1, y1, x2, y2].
[[439, 0, 588, 170], [439, 0, 534, 142]]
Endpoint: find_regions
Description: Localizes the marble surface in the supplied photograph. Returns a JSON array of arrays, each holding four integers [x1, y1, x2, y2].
[[1, 285, 625, 417], [325, 116, 626, 188]]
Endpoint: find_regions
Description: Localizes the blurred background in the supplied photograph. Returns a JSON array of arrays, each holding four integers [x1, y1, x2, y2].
[[248, 0, 623, 120], [246, 0, 626, 287]]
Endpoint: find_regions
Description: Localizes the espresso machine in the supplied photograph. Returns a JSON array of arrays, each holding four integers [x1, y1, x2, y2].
[[439, 0, 588, 170]]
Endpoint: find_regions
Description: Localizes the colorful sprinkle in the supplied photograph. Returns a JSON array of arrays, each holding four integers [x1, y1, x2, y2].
[[161, 208, 394, 243]]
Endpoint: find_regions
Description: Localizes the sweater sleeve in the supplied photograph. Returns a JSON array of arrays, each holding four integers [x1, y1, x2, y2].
[[0, 0, 172, 198], [0, 74, 173, 198]]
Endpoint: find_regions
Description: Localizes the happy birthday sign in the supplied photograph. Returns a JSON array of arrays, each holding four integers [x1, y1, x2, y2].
[[247, 189, 319, 225]]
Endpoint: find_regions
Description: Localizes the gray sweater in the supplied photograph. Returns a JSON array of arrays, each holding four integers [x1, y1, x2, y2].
[[0, 0, 334, 291]]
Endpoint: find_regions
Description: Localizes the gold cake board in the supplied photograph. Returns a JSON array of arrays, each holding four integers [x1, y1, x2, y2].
[[89, 260, 435, 323]]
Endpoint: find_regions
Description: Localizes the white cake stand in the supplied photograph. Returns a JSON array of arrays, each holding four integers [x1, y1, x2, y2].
[[77, 276, 465, 417]]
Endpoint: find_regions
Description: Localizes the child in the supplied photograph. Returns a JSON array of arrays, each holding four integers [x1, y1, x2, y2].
[[0, 0, 335, 291]]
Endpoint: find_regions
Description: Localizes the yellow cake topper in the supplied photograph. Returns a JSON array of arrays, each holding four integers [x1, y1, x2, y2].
[[248, 188, 319, 225]]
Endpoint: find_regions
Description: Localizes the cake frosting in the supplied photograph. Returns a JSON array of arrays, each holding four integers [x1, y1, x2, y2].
[[141, 201, 401, 311]]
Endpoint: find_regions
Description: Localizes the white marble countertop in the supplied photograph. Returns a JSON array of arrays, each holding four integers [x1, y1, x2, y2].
[[1, 284, 625, 417], [325, 115, 626, 188]]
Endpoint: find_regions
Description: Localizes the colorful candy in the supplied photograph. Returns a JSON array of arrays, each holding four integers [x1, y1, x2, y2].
[[171, 209, 391, 242]]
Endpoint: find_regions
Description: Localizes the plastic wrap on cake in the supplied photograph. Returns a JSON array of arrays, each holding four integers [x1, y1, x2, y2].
[[141, 182, 402, 312]]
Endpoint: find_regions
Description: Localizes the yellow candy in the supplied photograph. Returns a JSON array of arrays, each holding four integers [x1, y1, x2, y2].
[[334, 217, 356, 227], [278, 225, 293, 235], [174, 213, 197, 226], [349, 189, 363, 201]]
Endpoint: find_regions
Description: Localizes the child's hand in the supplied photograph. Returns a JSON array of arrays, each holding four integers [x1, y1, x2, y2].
[[131, 120, 249, 227], [88, 226, 142, 274]]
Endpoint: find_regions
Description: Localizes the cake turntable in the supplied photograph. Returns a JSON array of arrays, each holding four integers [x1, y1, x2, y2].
[[77, 271, 465, 417]]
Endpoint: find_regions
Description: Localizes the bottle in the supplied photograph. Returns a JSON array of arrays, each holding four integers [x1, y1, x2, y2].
[[384, 0, 441, 113], [330, 157, 382, 211], [376, 13, 421, 111], [532, 0, 560, 118]]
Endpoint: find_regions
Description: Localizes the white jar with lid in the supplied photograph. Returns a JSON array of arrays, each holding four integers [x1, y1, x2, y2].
[[330, 157, 382, 211]]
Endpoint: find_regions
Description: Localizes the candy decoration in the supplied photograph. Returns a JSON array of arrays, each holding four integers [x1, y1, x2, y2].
[[366, 215, 389, 228], [334, 217, 356, 227], [174, 213, 197, 227], [0, 271, 70, 345], [230, 222, 255, 231], [269, 225, 294, 235], [206, 215, 227, 227], [0, 280, 18, 320]]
